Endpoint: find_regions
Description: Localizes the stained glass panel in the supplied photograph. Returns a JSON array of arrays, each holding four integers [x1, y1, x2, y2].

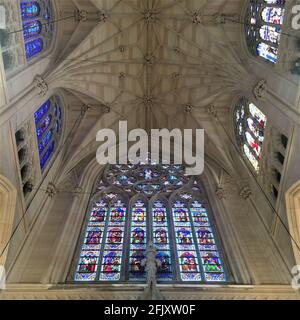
[[191, 201, 226, 282], [20, 2, 40, 19], [129, 200, 147, 279], [34, 96, 63, 170], [245, 0, 285, 63], [235, 98, 267, 172], [172, 201, 201, 281], [100, 200, 126, 281], [75, 200, 108, 281], [20, 1, 53, 61], [152, 200, 172, 279]]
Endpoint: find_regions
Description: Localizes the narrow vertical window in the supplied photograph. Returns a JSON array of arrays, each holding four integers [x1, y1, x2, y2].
[[99, 200, 126, 281], [234, 98, 267, 171], [129, 200, 147, 280], [20, 1, 54, 60], [75, 200, 108, 281], [34, 96, 62, 171], [152, 200, 172, 280], [190, 201, 226, 282], [172, 200, 201, 281], [245, 0, 286, 63]]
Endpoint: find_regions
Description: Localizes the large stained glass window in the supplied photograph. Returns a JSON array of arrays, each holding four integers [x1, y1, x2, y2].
[[245, 0, 285, 63], [234, 97, 267, 171], [20, 1, 54, 60], [73, 162, 228, 283], [34, 95, 62, 170]]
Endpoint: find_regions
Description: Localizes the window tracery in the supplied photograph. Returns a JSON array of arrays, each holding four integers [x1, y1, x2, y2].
[[73, 162, 227, 283]]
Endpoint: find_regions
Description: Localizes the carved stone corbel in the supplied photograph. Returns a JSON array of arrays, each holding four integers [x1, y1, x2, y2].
[[239, 185, 252, 200], [45, 183, 59, 198], [34, 75, 48, 96], [206, 105, 218, 118], [253, 80, 267, 100]]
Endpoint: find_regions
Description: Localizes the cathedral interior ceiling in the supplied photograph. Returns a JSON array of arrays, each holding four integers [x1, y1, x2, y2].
[[50, 0, 250, 179]]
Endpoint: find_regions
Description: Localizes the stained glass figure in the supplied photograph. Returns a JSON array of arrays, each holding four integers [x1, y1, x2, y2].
[[245, 0, 285, 63], [191, 201, 226, 282], [34, 96, 63, 170], [152, 200, 172, 279], [172, 201, 201, 281], [75, 200, 108, 281], [129, 200, 147, 279], [234, 98, 267, 171], [99, 200, 126, 281]]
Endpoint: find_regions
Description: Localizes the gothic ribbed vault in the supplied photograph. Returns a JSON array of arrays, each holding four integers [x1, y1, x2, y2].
[[46, 0, 256, 181]]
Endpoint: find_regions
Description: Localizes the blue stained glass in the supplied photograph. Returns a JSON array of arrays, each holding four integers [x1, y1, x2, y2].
[[25, 38, 44, 59], [38, 129, 53, 154], [20, 2, 40, 19], [36, 115, 52, 138], [40, 141, 54, 169], [23, 20, 42, 40], [34, 100, 50, 123]]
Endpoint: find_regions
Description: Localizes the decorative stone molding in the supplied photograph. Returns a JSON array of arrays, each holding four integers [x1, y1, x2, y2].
[[80, 104, 91, 115], [144, 55, 155, 65], [45, 183, 59, 198], [216, 186, 226, 200], [143, 10, 157, 23], [97, 10, 109, 23], [185, 104, 193, 114], [143, 95, 155, 107], [0, 284, 299, 300], [253, 80, 267, 100], [34, 75, 48, 96], [239, 186, 252, 200], [103, 104, 111, 114], [214, 14, 226, 24], [206, 105, 218, 118], [74, 10, 87, 22], [192, 11, 202, 24], [73, 187, 83, 198]]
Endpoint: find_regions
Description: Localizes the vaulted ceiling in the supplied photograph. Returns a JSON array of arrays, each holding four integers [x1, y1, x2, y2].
[[47, 0, 255, 180]]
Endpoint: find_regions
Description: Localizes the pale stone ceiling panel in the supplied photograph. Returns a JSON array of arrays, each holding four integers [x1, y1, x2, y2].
[[48, 0, 251, 177]]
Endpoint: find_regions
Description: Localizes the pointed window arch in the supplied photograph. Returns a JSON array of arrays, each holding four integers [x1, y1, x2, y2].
[[73, 162, 228, 283], [245, 0, 285, 63], [20, 0, 54, 60], [34, 95, 63, 171]]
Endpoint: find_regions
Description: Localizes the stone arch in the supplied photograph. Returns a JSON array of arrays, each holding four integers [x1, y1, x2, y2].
[[285, 180, 300, 265], [0, 175, 17, 266]]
